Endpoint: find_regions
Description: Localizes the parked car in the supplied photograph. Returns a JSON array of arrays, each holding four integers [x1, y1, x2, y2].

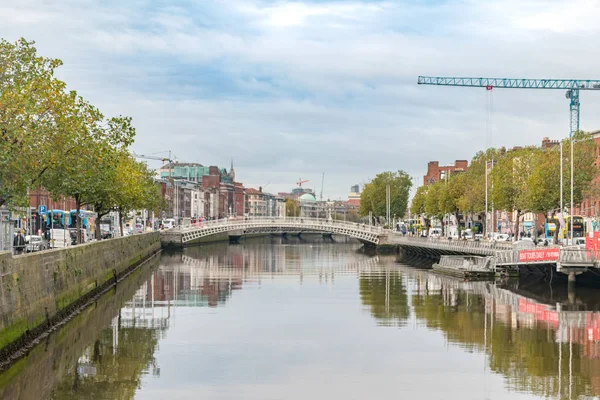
[[429, 228, 442, 238], [25, 235, 47, 252], [535, 236, 551, 246], [490, 233, 509, 242]]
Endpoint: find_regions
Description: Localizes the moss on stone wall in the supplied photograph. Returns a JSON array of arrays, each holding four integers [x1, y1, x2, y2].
[[0, 232, 160, 357]]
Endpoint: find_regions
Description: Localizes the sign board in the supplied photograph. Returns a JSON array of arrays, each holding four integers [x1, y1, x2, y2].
[[38, 205, 47, 214], [518, 248, 560, 263], [586, 231, 600, 257]]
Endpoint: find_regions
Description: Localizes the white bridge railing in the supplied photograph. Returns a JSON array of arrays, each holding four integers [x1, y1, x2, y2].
[[175, 217, 384, 244], [386, 235, 513, 256]]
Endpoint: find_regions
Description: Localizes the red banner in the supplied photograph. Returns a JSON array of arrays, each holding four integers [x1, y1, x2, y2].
[[518, 248, 560, 262]]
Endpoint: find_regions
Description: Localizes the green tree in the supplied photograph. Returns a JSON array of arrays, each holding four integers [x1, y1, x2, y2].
[[41, 100, 136, 243], [285, 199, 300, 217], [458, 148, 504, 231], [491, 147, 538, 239], [0, 38, 82, 207], [410, 185, 428, 217], [424, 181, 443, 221], [110, 155, 162, 236], [438, 173, 467, 236], [526, 132, 597, 241], [359, 171, 412, 221]]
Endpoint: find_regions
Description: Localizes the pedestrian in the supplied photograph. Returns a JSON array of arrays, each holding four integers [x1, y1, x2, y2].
[[13, 230, 25, 255]]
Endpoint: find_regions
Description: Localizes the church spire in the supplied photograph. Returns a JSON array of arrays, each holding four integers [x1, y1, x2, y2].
[[229, 158, 235, 181]]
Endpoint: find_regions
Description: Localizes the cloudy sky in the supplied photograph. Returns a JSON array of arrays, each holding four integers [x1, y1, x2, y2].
[[3, 0, 600, 199]]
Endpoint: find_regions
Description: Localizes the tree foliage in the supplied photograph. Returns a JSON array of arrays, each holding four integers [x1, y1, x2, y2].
[[0, 38, 78, 207], [285, 199, 300, 217], [0, 38, 161, 238], [359, 171, 412, 220], [410, 133, 598, 240]]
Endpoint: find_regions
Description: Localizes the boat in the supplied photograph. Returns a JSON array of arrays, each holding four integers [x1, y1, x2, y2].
[[432, 255, 496, 280]]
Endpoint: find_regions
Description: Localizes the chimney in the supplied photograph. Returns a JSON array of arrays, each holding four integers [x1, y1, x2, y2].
[[259, 186, 262, 193]]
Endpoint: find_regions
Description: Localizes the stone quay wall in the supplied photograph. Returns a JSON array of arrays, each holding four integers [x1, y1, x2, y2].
[[0, 232, 161, 356]]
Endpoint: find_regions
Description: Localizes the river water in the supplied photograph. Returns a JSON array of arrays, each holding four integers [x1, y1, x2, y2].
[[1, 236, 600, 400]]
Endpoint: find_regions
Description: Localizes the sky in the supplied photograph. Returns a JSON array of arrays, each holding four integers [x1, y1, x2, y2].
[[3, 0, 600, 200]]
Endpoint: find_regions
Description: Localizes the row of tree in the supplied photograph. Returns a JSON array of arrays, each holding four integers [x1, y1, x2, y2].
[[410, 132, 598, 240], [1, 38, 162, 240]]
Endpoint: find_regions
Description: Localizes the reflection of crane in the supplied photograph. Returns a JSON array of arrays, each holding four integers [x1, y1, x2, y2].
[[417, 76, 600, 138], [296, 178, 309, 187]]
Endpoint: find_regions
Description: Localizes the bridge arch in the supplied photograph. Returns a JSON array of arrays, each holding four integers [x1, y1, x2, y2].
[[177, 217, 383, 245]]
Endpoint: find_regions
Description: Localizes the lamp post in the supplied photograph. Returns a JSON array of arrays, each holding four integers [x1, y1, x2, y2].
[[570, 135, 574, 242]]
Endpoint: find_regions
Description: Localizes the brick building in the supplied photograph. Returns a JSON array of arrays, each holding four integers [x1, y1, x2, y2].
[[201, 165, 245, 218], [29, 188, 78, 211], [423, 160, 468, 186], [572, 130, 600, 220]]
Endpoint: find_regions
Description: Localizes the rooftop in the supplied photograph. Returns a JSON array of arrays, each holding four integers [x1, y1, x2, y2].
[[159, 162, 204, 170], [299, 193, 317, 203]]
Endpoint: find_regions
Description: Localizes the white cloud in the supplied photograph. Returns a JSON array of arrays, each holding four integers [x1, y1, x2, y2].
[[2, 0, 600, 199]]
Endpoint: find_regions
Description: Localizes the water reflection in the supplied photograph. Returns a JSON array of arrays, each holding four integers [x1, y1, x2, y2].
[[360, 270, 409, 327], [409, 270, 600, 399], [2, 238, 600, 399], [0, 255, 162, 400]]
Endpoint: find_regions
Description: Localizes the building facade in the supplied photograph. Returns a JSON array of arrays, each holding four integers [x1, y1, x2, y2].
[[423, 160, 468, 186], [245, 188, 266, 217]]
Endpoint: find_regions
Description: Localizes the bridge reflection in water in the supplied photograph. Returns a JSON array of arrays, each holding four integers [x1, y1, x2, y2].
[[2, 238, 600, 399]]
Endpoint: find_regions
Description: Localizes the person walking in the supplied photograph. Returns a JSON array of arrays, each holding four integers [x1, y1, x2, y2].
[[13, 230, 25, 255]]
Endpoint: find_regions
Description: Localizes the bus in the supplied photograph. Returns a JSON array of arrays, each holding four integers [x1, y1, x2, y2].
[[45, 210, 73, 248], [68, 210, 98, 241], [545, 215, 585, 239]]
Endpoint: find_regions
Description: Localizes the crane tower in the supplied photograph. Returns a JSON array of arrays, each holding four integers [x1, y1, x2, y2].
[[417, 76, 600, 138]]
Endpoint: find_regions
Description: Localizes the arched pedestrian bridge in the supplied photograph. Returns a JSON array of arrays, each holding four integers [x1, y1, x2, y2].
[[160, 217, 384, 247]]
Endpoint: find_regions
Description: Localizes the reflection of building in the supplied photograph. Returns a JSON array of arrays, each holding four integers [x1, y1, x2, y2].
[[411, 271, 600, 399]]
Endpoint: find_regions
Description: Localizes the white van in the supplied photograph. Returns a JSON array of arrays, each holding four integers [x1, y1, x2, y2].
[[429, 228, 442, 238], [162, 218, 176, 230]]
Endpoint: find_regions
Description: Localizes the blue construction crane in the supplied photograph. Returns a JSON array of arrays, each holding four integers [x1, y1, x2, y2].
[[417, 76, 600, 138]]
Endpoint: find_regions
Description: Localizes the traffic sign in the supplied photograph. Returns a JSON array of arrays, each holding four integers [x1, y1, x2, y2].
[[38, 205, 47, 214]]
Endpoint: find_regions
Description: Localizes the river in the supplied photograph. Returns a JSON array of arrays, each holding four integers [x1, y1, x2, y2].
[[1, 236, 599, 399]]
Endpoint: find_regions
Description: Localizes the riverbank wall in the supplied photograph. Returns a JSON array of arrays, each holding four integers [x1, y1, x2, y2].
[[0, 253, 160, 398], [0, 232, 161, 358]]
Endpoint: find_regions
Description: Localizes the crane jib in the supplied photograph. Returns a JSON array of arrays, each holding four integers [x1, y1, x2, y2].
[[417, 76, 600, 90]]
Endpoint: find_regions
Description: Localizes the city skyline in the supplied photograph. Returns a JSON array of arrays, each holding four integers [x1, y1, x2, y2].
[[3, 1, 600, 198]]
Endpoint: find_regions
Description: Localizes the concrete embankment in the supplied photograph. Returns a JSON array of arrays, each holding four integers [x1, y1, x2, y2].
[[0, 232, 161, 361]]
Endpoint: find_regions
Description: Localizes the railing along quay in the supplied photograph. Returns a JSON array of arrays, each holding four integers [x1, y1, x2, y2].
[[384, 235, 512, 256]]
